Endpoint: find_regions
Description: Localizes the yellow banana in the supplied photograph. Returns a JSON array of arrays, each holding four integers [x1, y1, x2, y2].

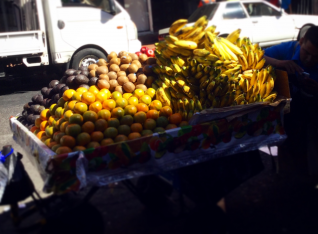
[[194, 99, 203, 112], [207, 80, 216, 92], [226, 29, 241, 44], [234, 93, 245, 104], [258, 50, 265, 62], [169, 19, 188, 35], [238, 54, 248, 71], [197, 64, 204, 72], [165, 35, 179, 44], [194, 15, 207, 28], [181, 66, 190, 77], [164, 66, 174, 76], [253, 80, 260, 96], [250, 69, 258, 86], [177, 79, 186, 87], [171, 64, 182, 73], [248, 94, 255, 103], [260, 82, 267, 98], [236, 38, 242, 48], [246, 85, 254, 100], [205, 31, 217, 44], [185, 26, 203, 40], [176, 26, 195, 39], [193, 49, 210, 57], [219, 37, 243, 55], [263, 91, 277, 102], [205, 25, 216, 33], [174, 40, 198, 50], [220, 94, 229, 108], [265, 77, 274, 97], [255, 58, 266, 70], [190, 66, 197, 75]]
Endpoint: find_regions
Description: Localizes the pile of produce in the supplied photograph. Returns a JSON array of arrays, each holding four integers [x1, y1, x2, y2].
[[153, 16, 277, 111], [17, 51, 189, 154]]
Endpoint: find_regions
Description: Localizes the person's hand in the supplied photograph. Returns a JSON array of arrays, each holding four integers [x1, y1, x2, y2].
[[301, 78, 318, 94], [276, 60, 304, 75]]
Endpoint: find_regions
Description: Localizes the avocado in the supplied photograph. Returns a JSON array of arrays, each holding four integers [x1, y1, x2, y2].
[[53, 93, 60, 103], [88, 77, 98, 86], [49, 80, 59, 88], [41, 87, 48, 97], [17, 116, 25, 122], [45, 99, 52, 108], [59, 86, 69, 97], [41, 98, 47, 107], [79, 84, 90, 89], [22, 110, 28, 118], [28, 124, 35, 131], [75, 74, 89, 85], [24, 103, 31, 111], [20, 120, 27, 126], [46, 88, 54, 98], [74, 70, 82, 75], [35, 95, 43, 104], [31, 95, 38, 103], [79, 66, 88, 71], [66, 76, 76, 87], [38, 106, 45, 114], [30, 104, 40, 114], [60, 76, 68, 84], [81, 70, 89, 77], [27, 114, 34, 123], [65, 69, 76, 76], [53, 84, 66, 94]]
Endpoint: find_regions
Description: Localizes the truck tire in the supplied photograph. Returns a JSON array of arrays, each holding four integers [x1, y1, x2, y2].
[[71, 48, 107, 69]]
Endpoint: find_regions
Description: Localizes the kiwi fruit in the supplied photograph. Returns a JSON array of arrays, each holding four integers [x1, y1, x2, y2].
[[128, 64, 138, 73], [123, 82, 135, 93], [59, 86, 69, 97], [121, 56, 132, 64], [96, 66, 108, 75], [79, 84, 90, 89], [109, 58, 120, 66], [120, 64, 130, 72], [117, 71, 126, 77], [109, 80, 119, 92], [97, 80, 110, 90], [118, 51, 129, 58], [97, 59, 107, 67], [147, 57, 157, 65], [127, 73, 137, 83], [66, 76, 76, 87], [88, 77, 98, 86], [129, 53, 139, 61], [135, 84, 147, 92], [110, 64, 120, 72], [139, 54, 148, 63], [136, 74, 147, 85], [88, 64, 98, 71], [132, 60, 142, 68], [89, 69, 97, 78], [143, 65, 153, 75], [107, 51, 117, 61], [115, 86, 123, 94], [108, 71, 117, 80], [59, 76, 68, 84], [75, 74, 89, 85], [49, 80, 59, 88], [41, 87, 48, 97], [117, 76, 129, 86], [64, 69, 76, 76], [99, 74, 109, 81]]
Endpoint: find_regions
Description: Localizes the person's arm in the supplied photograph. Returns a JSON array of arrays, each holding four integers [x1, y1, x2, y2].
[[264, 55, 304, 74]]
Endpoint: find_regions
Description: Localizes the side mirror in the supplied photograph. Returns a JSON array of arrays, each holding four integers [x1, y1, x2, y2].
[[108, 0, 116, 15]]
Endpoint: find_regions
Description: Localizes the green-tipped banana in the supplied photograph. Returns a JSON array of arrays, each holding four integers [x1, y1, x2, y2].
[[193, 49, 210, 57]]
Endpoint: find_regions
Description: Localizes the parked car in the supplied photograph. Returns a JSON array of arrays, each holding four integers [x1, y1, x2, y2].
[[158, 0, 318, 47]]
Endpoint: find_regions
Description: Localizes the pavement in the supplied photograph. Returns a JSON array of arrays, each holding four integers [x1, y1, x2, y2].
[[0, 75, 318, 233]]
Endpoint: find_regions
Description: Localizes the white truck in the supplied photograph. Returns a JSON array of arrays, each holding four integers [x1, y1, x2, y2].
[[0, 0, 141, 79]]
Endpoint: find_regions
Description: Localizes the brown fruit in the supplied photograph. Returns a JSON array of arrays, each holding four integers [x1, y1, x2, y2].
[[145, 76, 155, 87], [132, 60, 142, 68], [135, 84, 147, 92], [108, 71, 117, 80], [107, 51, 117, 61], [99, 74, 109, 81], [117, 71, 126, 77], [115, 86, 123, 94], [127, 74, 137, 83], [121, 56, 132, 64], [118, 51, 129, 58], [123, 82, 135, 93], [96, 66, 108, 75], [109, 64, 120, 72], [110, 58, 120, 65], [143, 65, 153, 75], [88, 64, 98, 71], [109, 80, 119, 92], [89, 70, 96, 77], [120, 64, 130, 71], [97, 79, 110, 89], [136, 74, 147, 85], [147, 57, 157, 65], [128, 64, 138, 73], [97, 59, 107, 66], [129, 53, 139, 61], [117, 76, 129, 85], [139, 54, 148, 63]]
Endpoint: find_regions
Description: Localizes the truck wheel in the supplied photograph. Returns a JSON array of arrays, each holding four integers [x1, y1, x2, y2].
[[71, 48, 107, 69]]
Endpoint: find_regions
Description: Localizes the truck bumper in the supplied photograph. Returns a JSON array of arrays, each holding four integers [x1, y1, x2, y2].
[[128, 39, 142, 53]]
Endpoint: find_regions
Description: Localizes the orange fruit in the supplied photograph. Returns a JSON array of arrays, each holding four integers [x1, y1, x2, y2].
[[95, 92, 108, 103], [60, 135, 76, 148], [134, 111, 147, 124], [111, 91, 122, 101], [56, 118, 66, 131], [104, 127, 118, 139], [76, 132, 91, 146], [169, 113, 182, 125], [128, 96, 139, 106], [120, 115, 134, 126], [51, 144, 61, 152], [146, 88, 156, 99], [89, 101, 103, 113], [48, 116, 55, 126], [83, 111, 98, 122], [150, 100, 162, 111], [72, 92, 82, 102], [156, 116, 169, 128], [81, 92, 96, 105], [94, 119, 108, 132], [124, 105, 137, 116], [134, 89, 144, 99], [111, 107, 124, 119], [60, 122, 69, 133], [131, 123, 143, 133], [114, 135, 128, 143], [82, 121, 95, 134], [87, 141, 100, 149], [108, 118, 120, 128], [139, 95, 152, 105], [35, 117, 42, 128], [34, 129, 41, 135], [41, 135, 49, 142], [53, 131, 66, 144], [74, 102, 88, 114], [63, 89, 76, 101], [116, 98, 128, 108], [45, 139, 57, 148], [73, 146, 86, 151], [88, 85, 99, 96], [52, 118, 60, 130], [55, 107, 64, 118], [69, 114, 83, 125], [49, 104, 58, 115], [101, 138, 114, 146], [141, 130, 153, 136], [179, 121, 189, 127], [128, 132, 142, 140], [99, 89, 111, 99], [136, 103, 149, 112], [65, 124, 81, 137], [166, 124, 178, 130], [40, 109, 50, 121], [66, 100, 77, 111], [64, 110, 73, 121], [103, 99, 116, 111], [146, 110, 159, 120], [76, 87, 88, 94], [30, 126, 38, 133], [57, 98, 66, 107], [56, 146, 72, 155], [123, 93, 132, 100], [45, 126, 55, 138], [160, 106, 173, 117], [40, 121, 49, 131], [98, 109, 111, 120], [36, 131, 46, 139], [118, 125, 131, 136], [144, 119, 156, 130]]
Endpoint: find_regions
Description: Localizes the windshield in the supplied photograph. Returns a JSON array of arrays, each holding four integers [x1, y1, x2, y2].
[[62, 0, 117, 14], [188, 4, 219, 23]]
